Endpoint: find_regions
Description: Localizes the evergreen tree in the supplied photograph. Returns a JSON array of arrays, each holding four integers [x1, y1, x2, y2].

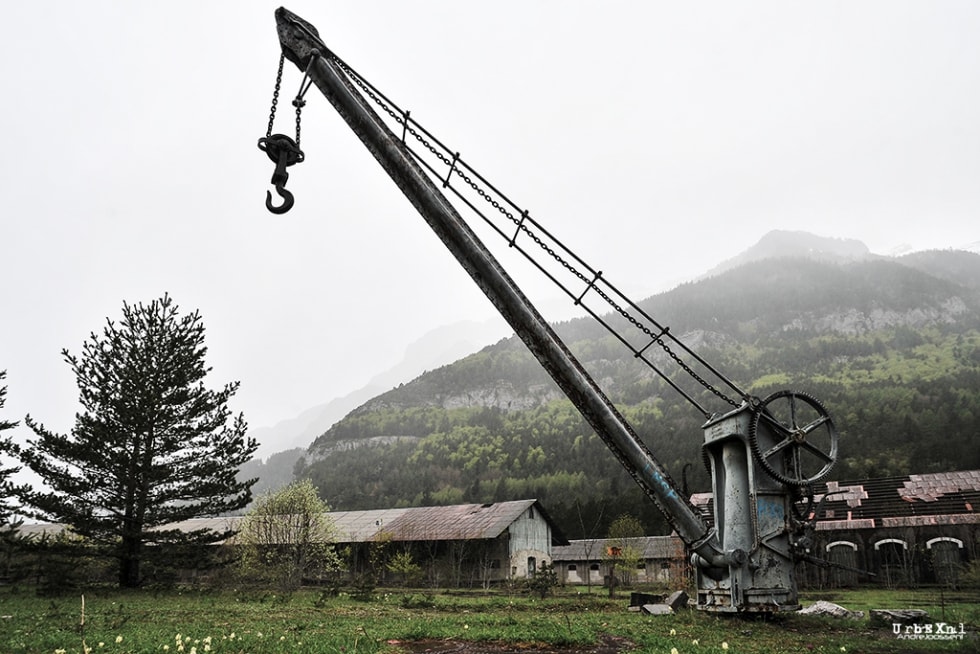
[[0, 371, 21, 524], [16, 295, 257, 587]]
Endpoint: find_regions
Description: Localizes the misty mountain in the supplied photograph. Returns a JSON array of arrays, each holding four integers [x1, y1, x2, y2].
[[291, 231, 980, 536], [242, 318, 509, 495], [249, 317, 509, 461], [897, 249, 980, 290], [702, 230, 872, 278]]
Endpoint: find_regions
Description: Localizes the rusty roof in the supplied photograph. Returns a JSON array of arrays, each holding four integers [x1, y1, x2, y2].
[[14, 499, 568, 546], [553, 535, 684, 562], [330, 499, 561, 542], [689, 469, 980, 530]]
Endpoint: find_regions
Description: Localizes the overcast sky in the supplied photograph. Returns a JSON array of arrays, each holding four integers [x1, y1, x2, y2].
[[2, 1, 978, 455]]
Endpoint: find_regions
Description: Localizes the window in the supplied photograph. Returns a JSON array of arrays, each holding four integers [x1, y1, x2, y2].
[[567, 564, 577, 571]]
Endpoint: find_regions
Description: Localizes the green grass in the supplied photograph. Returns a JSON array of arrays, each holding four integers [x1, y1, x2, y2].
[[0, 585, 977, 653]]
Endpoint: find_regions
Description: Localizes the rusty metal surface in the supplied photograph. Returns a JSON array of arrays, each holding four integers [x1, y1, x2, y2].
[[329, 500, 541, 543]]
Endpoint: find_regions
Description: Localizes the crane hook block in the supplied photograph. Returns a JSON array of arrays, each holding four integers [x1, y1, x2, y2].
[[258, 134, 305, 214]]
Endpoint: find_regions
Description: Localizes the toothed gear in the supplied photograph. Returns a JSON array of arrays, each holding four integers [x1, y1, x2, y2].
[[748, 390, 838, 486]]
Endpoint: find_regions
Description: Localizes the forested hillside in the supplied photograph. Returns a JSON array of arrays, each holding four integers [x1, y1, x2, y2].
[[296, 249, 980, 537]]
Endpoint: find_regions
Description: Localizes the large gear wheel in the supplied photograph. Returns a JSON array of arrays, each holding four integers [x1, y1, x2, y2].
[[748, 390, 838, 486]]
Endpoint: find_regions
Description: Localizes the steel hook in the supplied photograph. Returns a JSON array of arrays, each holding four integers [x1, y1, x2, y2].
[[258, 133, 304, 214], [266, 183, 294, 214]]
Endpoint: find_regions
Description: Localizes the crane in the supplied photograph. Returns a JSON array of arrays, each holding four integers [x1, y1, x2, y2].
[[261, 7, 844, 613]]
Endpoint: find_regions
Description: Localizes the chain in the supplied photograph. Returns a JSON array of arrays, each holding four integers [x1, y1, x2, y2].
[[265, 54, 285, 139], [294, 99, 303, 148], [265, 51, 312, 147], [333, 55, 740, 411]]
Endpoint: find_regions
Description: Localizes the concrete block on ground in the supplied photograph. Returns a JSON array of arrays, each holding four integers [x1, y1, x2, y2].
[[641, 604, 674, 615], [666, 590, 690, 611], [629, 592, 664, 607], [799, 600, 864, 620], [869, 609, 929, 628]]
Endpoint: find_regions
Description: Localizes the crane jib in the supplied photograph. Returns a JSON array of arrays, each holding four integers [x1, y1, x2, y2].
[[271, 7, 725, 565]]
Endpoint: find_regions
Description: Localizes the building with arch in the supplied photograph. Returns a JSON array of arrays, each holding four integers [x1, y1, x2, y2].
[[691, 469, 980, 588]]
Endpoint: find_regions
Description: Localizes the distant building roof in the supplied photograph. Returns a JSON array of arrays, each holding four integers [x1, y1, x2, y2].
[[14, 499, 568, 546], [330, 499, 567, 543], [690, 469, 980, 529], [553, 535, 683, 562], [14, 522, 66, 539]]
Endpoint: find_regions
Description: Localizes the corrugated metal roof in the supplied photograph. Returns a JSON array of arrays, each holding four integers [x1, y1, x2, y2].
[[331, 500, 540, 542], [553, 535, 683, 562], [14, 522, 66, 539], [13, 499, 564, 546]]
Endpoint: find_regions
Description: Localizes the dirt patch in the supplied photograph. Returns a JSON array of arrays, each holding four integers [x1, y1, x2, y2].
[[390, 634, 633, 654]]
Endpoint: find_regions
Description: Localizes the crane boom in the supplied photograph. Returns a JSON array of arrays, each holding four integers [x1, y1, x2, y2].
[[269, 7, 844, 612], [272, 7, 723, 566]]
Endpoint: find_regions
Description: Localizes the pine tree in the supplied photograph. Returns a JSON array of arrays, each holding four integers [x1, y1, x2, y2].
[[16, 295, 258, 587], [0, 371, 21, 525]]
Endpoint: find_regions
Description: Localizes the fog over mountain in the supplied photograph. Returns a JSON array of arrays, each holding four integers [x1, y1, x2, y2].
[[250, 319, 509, 460], [244, 230, 980, 507]]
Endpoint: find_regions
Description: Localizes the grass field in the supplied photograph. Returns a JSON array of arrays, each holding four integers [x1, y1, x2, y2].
[[1, 585, 977, 654]]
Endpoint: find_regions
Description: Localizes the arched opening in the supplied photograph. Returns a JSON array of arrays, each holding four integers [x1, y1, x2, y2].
[[874, 539, 910, 587], [825, 541, 859, 587], [927, 537, 964, 586]]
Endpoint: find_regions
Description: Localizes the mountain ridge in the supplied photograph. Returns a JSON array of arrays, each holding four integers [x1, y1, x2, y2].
[[311, 252, 978, 426], [252, 231, 978, 462], [288, 232, 980, 535]]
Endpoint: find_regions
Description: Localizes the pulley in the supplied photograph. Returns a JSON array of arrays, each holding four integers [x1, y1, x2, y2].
[[257, 51, 316, 214], [258, 134, 304, 214]]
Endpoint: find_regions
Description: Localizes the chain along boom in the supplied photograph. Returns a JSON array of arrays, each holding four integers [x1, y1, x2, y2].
[[333, 54, 748, 418]]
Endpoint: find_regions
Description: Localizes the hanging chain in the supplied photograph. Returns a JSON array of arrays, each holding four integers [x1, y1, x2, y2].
[[292, 52, 318, 149], [265, 54, 285, 139], [266, 51, 314, 147], [294, 98, 304, 148]]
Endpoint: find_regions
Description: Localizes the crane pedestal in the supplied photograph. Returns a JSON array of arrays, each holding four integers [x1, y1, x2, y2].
[[694, 405, 801, 613]]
